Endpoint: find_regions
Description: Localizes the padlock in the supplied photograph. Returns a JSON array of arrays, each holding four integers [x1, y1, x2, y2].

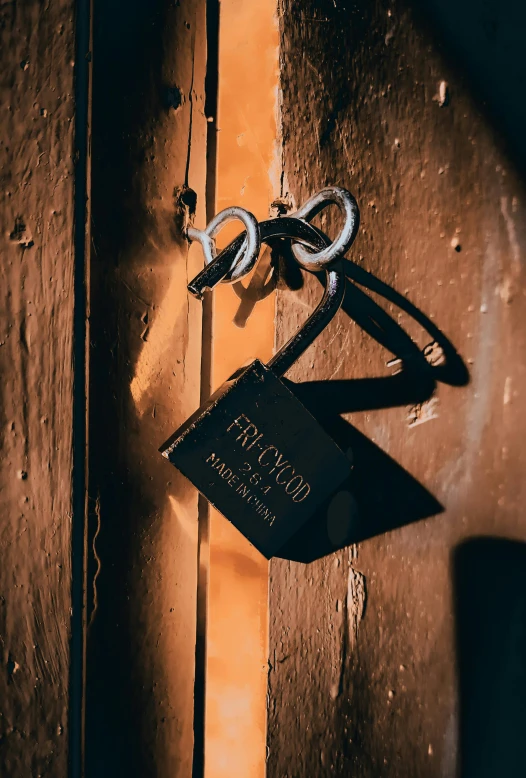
[[160, 222, 352, 559]]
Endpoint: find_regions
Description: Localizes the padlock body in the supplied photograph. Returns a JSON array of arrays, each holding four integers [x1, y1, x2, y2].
[[160, 359, 351, 558]]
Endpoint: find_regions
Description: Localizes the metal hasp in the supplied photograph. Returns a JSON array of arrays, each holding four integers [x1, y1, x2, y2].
[[160, 212, 357, 558]]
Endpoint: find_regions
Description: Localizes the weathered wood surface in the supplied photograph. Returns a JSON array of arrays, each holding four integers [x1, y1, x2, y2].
[[86, 1, 207, 775], [269, 1, 526, 776], [0, 1, 78, 775]]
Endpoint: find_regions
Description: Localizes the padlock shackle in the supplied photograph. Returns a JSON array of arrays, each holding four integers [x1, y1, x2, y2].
[[188, 217, 345, 376], [263, 222, 346, 377], [268, 261, 345, 377]]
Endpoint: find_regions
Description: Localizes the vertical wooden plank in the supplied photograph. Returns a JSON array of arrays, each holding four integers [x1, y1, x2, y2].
[[269, 1, 526, 776], [204, 2, 279, 776], [86, 1, 207, 775], [0, 1, 79, 775]]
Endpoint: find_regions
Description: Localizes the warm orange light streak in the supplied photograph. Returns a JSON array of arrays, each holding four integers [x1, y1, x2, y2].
[[205, 1, 279, 777]]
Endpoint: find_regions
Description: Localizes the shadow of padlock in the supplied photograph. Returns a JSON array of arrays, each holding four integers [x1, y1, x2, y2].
[[160, 217, 354, 559]]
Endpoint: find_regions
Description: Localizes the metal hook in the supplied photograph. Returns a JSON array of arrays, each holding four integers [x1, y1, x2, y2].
[[188, 214, 345, 377], [186, 205, 261, 284], [188, 215, 335, 299], [290, 186, 360, 270]]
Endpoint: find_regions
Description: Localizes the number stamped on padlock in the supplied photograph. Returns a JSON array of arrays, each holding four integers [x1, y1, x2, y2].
[[160, 359, 350, 558]]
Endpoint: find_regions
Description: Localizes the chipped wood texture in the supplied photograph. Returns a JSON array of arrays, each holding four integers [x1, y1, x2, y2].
[[269, 2, 526, 776], [86, 1, 207, 775], [0, 1, 77, 775]]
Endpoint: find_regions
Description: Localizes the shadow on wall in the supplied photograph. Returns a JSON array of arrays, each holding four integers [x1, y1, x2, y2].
[[453, 537, 526, 778], [273, 0, 526, 564], [411, 0, 526, 180], [275, 246, 468, 563]]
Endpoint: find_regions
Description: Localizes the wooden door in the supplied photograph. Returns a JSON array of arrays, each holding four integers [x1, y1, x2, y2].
[[268, 2, 526, 777], [0, 1, 88, 774], [1, 0, 208, 775], [4, 1, 526, 776]]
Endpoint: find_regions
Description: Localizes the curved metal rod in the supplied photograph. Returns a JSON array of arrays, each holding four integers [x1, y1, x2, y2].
[[268, 245, 345, 378], [290, 186, 360, 270], [187, 216, 334, 299], [188, 217, 345, 377], [187, 206, 261, 284]]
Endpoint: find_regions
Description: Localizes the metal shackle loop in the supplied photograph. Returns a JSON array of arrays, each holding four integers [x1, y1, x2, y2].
[[187, 213, 345, 376], [290, 186, 360, 270], [268, 231, 345, 377], [187, 206, 261, 284], [188, 215, 335, 299]]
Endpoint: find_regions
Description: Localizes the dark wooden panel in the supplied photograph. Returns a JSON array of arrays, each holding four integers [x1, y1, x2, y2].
[[269, 2, 526, 776], [0, 1, 79, 775], [86, 1, 207, 775]]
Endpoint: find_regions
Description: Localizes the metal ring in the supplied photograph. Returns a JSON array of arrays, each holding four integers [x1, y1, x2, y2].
[[187, 206, 261, 283], [187, 214, 345, 376], [188, 216, 333, 299], [290, 186, 360, 270]]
